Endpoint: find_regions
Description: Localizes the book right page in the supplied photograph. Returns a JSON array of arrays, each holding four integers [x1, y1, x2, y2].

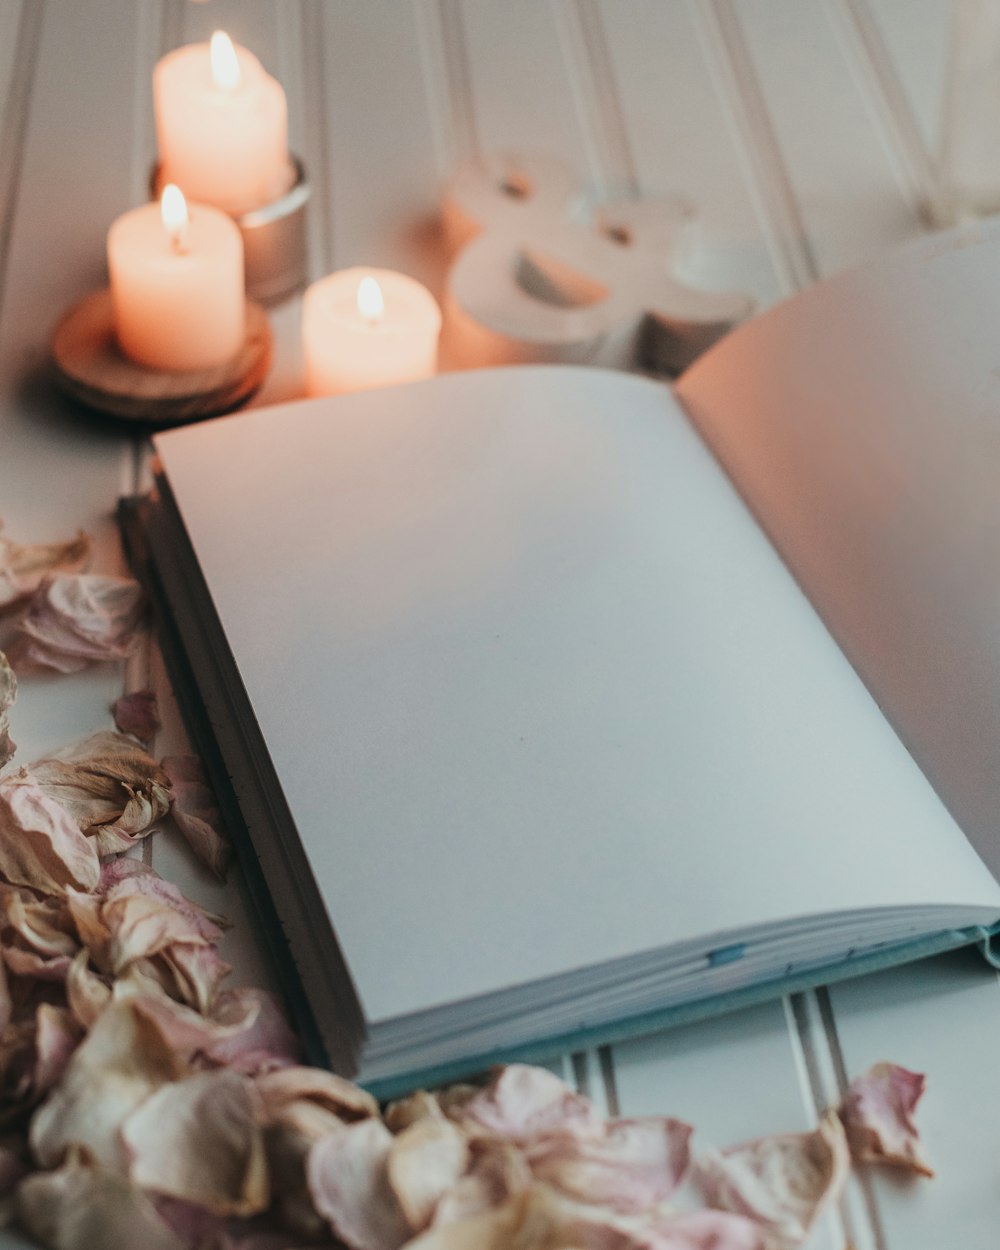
[[676, 222, 1000, 876]]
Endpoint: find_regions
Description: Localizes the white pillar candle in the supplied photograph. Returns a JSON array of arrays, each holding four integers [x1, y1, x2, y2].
[[108, 184, 245, 372], [154, 31, 293, 215], [303, 268, 442, 396]]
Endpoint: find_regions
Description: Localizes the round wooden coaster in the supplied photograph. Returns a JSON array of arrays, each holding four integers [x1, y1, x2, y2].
[[51, 290, 273, 426]]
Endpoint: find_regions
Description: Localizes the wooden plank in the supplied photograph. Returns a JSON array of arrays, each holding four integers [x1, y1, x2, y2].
[[734, 0, 922, 276], [830, 955, 1000, 1248], [596, 0, 782, 307], [457, 0, 592, 177], [0, 0, 145, 761]]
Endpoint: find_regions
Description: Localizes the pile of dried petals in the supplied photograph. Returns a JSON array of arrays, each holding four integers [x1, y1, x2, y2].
[[0, 529, 937, 1250]]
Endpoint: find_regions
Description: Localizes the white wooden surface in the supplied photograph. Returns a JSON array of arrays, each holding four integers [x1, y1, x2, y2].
[[1, 2, 994, 1246]]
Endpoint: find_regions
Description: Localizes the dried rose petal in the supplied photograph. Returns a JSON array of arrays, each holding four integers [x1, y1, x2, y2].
[[403, 1185, 623, 1250], [31, 1005, 82, 1096], [0, 653, 15, 771], [0, 774, 100, 895], [307, 1118, 411, 1250], [16, 1154, 185, 1250], [385, 1090, 447, 1134], [111, 690, 160, 744], [456, 1066, 600, 1143], [695, 1110, 849, 1249], [9, 573, 143, 673], [122, 1069, 269, 1216], [256, 1065, 378, 1124], [29, 999, 186, 1170], [65, 949, 111, 1029], [162, 753, 233, 879], [527, 1115, 693, 1213], [839, 1061, 933, 1177], [432, 1137, 532, 1228], [388, 1117, 470, 1231], [202, 987, 302, 1073], [0, 527, 90, 614], [141, 940, 231, 1014], [642, 1209, 766, 1249], [29, 731, 171, 857]]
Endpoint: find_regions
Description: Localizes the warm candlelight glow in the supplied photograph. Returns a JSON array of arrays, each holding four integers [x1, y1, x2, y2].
[[210, 30, 240, 91], [357, 275, 384, 325], [160, 183, 189, 252]]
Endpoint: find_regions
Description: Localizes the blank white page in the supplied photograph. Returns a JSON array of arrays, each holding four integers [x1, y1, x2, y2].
[[154, 366, 1000, 1022], [677, 223, 1000, 877]]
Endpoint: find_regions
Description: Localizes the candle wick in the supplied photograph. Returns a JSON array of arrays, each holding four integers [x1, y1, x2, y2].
[[171, 227, 190, 256]]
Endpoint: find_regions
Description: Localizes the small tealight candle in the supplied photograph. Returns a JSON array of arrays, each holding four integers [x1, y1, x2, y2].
[[108, 184, 245, 372], [154, 31, 294, 215], [303, 267, 442, 396]]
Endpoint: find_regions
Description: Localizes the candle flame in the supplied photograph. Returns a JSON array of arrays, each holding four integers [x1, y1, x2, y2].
[[160, 183, 189, 252], [357, 276, 384, 325], [210, 30, 240, 90]]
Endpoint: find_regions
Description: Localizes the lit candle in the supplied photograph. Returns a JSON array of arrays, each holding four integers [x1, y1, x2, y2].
[[108, 184, 245, 371], [154, 31, 294, 215], [303, 267, 442, 396]]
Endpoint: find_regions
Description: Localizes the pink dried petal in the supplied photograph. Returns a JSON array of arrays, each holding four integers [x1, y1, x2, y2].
[[307, 1118, 411, 1250], [65, 948, 111, 1029], [9, 573, 143, 673], [65, 888, 111, 969], [203, 987, 302, 1073], [839, 1061, 933, 1177], [1, 886, 78, 957], [388, 1117, 470, 1231], [2, 945, 72, 982], [637, 1208, 766, 1249], [458, 1066, 601, 1143], [31, 1003, 82, 1095], [0, 652, 15, 770], [111, 690, 161, 744], [0, 527, 90, 613], [405, 1185, 626, 1250], [385, 1090, 447, 1133], [0, 774, 100, 895], [696, 1110, 849, 1250], [162, 753, 233, 879], [16, 1154, 185, 1250], [28, 730, 171, 855], [527, 1115, 693, 1213], [256, 1064, 377, 1124], [432, 1138, 532, 1228], [146, 940, 231, 1013], [103, 890, 220, 971], [122, 1069, 269, 1216], [29, 998, 186, 1170]]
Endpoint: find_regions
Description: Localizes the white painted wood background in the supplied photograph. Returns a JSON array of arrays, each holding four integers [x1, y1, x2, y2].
[[1, 2, 996, 1246]]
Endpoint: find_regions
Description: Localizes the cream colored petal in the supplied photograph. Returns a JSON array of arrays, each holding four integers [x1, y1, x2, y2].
[[28, 730, 171, 845], [458, 1066, 600, 1143], [308, 1118, 412, 1250], [65, 948, 111, 1029], [122, 1069, 269, 1216], [0, 529, 90, 613], [527, 1116, 693, 1212], [0, 774, 100, 895], [695, 1110, 850, 1250], [432, 1138, 532, 1228], [388, 1118, 470, 1231], [0, 652, 16, 770], [29, 999, 186, 1171], [256, 1064, 378, 1124], [385, 1090, 446, 1133], [16, 1154, 184, 1250]]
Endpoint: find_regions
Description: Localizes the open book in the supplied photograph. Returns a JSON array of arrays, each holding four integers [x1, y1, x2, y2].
[[122, 223, 1000, 1098]]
